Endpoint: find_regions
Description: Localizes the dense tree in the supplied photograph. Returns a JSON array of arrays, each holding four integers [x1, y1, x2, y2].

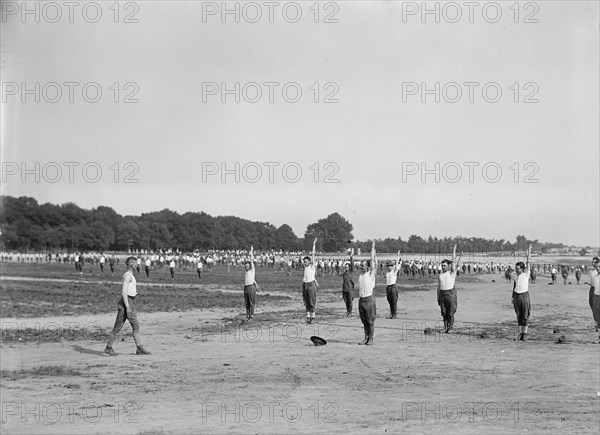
[[274, 224, 299, 251], [304, 213, 354, 252], [0, 195, 576, 254]]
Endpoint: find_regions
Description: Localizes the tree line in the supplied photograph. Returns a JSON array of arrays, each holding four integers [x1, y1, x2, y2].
[[0, 195, 578, 254]]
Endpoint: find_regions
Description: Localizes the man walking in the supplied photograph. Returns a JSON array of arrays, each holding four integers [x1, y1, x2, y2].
[[104, 256, 150, 356]]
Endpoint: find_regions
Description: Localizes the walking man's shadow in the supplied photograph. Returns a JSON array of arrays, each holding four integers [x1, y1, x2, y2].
[[71, 345, 105, 356]]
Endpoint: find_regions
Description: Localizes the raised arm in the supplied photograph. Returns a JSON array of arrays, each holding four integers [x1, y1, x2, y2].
[[394, 250, 401, 273], [311, 238, 317, 265], [250, 246, 255, 270], [450, 244, 457, 273], [525, 245, 531, 271], [370, 241, 377, 276], [455, 245, 462, 269]]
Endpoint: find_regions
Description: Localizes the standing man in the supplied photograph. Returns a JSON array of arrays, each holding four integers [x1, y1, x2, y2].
[[109, 254, 115, 276], [104, 256, 150, 356], [561, 265, 569, 285], [589, 257, 600, 339], [550, 265, 558, 284], [385, 251, 402, 319], [575, 266, 582, 285], [341, 261, 354, 317], [437, 245, 460, 333], [512, 246, 532, 341], [243, 247, 260, 320], [302, 238, 318, 324], [169, 258, 176, 280], [196, 257, 203, 280], [358, 241, 377, 345], [530, 265, 537, 284], [144, 257, 151, 278], [99, 254, 106, 273]]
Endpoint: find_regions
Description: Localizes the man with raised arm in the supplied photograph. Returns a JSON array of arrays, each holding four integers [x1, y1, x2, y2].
[[302, 238, 318, 324], [243, 246, 260, 321], [589, 257, 600, 342], [104, 256, 150, 356], [358, 241, 377, 346], [385, 250, 402, 319], [512, 245, 532, 341], [438, 245, 461, 333]]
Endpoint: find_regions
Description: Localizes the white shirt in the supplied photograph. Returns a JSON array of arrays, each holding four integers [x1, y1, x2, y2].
[[514, 269, 530, 294], [303, 264, 316, 283], [145, 259, 151, 267], [245, 267, 256, 286], [358, 272, 375, 298], [438, 271, 456, 291], [591, 269, 600, 295], [385, 270, 398, 286], [197, 261, 203, 269], [169, 260, 175, 268], [123, 271, 137, 297]]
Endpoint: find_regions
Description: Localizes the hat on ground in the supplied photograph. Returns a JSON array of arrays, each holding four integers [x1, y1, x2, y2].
[[310, 336, 327, 346]]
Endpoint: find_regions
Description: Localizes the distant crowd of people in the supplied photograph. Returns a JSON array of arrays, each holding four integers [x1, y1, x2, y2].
[[0, 250, 593, 287]]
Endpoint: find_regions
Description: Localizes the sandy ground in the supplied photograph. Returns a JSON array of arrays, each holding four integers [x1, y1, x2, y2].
[[1, 273, 599, 434]]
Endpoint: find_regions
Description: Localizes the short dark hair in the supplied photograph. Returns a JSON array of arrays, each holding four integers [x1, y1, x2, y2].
[[303, 256, 311, 262], [515, 261, 525, 269], [441, 259, 452, 266], [593, 257, 600, 263], [125, 256, 137, 266]]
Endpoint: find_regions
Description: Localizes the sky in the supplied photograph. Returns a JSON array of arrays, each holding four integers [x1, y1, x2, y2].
[[1, 1, 598, 247]]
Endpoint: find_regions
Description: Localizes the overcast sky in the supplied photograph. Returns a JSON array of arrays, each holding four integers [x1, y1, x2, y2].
[[1, 1, 598, 246]]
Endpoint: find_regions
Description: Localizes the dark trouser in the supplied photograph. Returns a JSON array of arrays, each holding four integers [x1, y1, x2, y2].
[[145, 266, 150, 277], [590, 286, 595, 310], [342, 290, 353, 314], [439, 289, 457, 328], [512, 291, 531, 326], [359, 295, 375, 339], [100, 264, 104, 272], [244, 284, 256, 316], [592, 292, 600, 328], [386, 284, 398, 316], [197, 269, 202, 279], [107, 296, 141, 348], [170, 267, 175, 278], [302, 281, 317, 313]]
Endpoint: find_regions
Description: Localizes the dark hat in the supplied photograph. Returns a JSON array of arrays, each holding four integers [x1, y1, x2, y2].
[[310, 336, 327, 346]]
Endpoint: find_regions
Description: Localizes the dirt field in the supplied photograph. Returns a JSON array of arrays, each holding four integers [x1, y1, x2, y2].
[[1, 262, 599, 434]]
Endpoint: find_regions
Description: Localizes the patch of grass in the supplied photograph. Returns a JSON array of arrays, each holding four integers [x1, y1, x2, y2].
[[1, 326, 109, 343], [1, 365, 84, 381]]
